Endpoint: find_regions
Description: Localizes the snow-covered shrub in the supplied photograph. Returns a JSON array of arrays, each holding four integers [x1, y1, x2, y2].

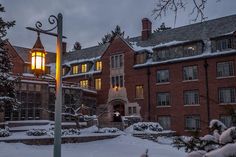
[[132, 122, 163, 132], [94, 127, 120, 133], [209, 119, 227, 134], [62, 128, 80, 136], [49, 128, 80, 136], [187, 150, 207, 157], [219, 127, 236, 144], [204, 143, 236, 157], [174, 119, 236, 157], [26, 129, 47, 136], [0, 128, 11, 137]]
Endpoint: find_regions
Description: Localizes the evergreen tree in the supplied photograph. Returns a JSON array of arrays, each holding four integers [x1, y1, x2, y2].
[[98, 25, 125, 45], [154, 22, 171, 33], [73, 41, 82, 50], [0, 4, 17, 114]]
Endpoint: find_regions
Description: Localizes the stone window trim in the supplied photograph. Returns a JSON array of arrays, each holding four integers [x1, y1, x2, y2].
[[183, 90, 200, 106], [218, 87, 236, 104], [156, 69, 170, 83], [110, 53, 123, 69], [184, 115, 201, 131], [216, 61, 235, 78], [183, 65, 198, 81]]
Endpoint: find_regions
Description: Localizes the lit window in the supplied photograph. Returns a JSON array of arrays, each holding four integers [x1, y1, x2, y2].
[[95, 78, 101, 90], [217, 61, 234, 77], [96, 61, 102, 71], [185, 115, 200, 130], [219, 87, 236, 104], [183, 65, 198, 80], [184, 90, 199, 105], [72, 65, 79, 74], [157, 70, 169, 83], [81, 64, 87, 73], [157, 92, 170, 106], [62, 67, 66, 76], [158, 116, 171, 130], [135, 85, 144, 99], [80, 80, 88, 88]]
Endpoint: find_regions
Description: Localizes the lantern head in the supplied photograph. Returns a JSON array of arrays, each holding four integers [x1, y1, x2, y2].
[[31, 33, 46, 76]]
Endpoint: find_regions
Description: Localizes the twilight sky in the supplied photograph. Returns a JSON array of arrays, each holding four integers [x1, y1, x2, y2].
[[1, 0, 236, 52]]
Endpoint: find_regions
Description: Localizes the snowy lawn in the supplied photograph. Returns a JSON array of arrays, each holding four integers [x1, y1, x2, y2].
[[0, 135, 186, 157]]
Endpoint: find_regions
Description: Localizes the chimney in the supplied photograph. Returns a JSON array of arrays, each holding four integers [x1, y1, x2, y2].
[[141, 18, 152, 41], [62, 42, 67, 54]]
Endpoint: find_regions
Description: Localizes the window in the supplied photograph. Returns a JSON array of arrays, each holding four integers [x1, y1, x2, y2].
[[217, 61, 234, 77], [21, 83, 27, 91], [81, 64, 87, 73], [135, 54, 146, 64], [62, 67, 66, 75], [184, 90, 199, 105], [111, 75, 124, 88], [135, 85, 144, 99], [185, 115, 200, 130], [157, 70, 169, 83], [183, 45, 197, 56], [111, 54, 123, 68], [80, 80, 88, 88], [220, 115, 233, 128], [95, 78, 101, 90], [35, 84, 41, 92], [157, 92, 170, 106], [216, 39, 232, 51], [158, 116, 171, 130], [28, 84, 34, 91], [128, 106, 137, 115], [183, 65, 198, 80], [96, 61, 102, 71], [219, 88, 236, 104], [72, 65, 79, 74]]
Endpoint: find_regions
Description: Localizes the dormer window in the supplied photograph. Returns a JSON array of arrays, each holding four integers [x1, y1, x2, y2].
[[95, 61, 102, 71], [135, 53, 146, 64], [81, 64, 87, 73], [72, 65, 79, 74], [216, 38, 232, 51]]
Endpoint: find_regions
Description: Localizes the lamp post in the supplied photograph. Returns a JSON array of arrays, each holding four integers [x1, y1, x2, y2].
[[27, 13, 65, 157]]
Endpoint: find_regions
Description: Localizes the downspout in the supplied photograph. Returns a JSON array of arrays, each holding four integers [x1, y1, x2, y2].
[[147, 66, 151, 121], [204, 59, 210, 124]]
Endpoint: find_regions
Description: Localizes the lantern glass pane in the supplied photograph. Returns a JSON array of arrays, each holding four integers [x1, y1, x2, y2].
[[31, 55, 35, 70], [36, 55, 42, 69]]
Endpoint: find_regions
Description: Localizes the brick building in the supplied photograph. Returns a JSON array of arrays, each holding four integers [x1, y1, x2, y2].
[[3, 14, 236, 135]]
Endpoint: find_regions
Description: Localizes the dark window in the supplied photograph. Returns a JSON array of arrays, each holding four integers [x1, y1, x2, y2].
[[157, 92, 170, 106], [185, 115, 200, 130], [219, 88, 236, 103], [157, 70, 169, 83], [183, 66, 198, 80], [217, 61, 234, 77], [184, 90, 199, 105]]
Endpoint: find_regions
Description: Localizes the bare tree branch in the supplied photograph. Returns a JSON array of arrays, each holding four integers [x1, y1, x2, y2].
[[152, 0, 220, 24]]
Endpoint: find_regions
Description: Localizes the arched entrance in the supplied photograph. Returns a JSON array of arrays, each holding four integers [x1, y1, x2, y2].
[[110, 100, 125, 122]]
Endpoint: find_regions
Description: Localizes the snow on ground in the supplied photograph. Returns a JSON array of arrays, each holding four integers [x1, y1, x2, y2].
[[0, 134, 186, 157]]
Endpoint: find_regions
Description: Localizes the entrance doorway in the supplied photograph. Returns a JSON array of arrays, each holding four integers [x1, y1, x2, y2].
[[113, 102, 125, 122]]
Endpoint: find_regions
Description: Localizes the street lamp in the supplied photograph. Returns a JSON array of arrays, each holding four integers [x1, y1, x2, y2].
[[31, 33, 46, 77], [27, 13, 65, 157]]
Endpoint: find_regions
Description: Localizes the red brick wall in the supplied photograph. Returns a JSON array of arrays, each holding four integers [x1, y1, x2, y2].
[[4, 41, 25, 74]]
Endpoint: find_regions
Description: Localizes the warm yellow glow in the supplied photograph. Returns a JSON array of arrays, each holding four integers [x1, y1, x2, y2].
[[80, 80, 88, 88], [95, 78, 101, 90], [81, 64, 87, 73], [96, 61, 102, 71], [31, 51, 46, 72], [72, 65, 79, 74]]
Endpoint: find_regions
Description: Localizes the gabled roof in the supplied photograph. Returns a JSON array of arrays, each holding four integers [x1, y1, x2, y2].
[[62, 43, 109, 64], [128, 14, 236, 49], [13, 46, 56, 64]]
